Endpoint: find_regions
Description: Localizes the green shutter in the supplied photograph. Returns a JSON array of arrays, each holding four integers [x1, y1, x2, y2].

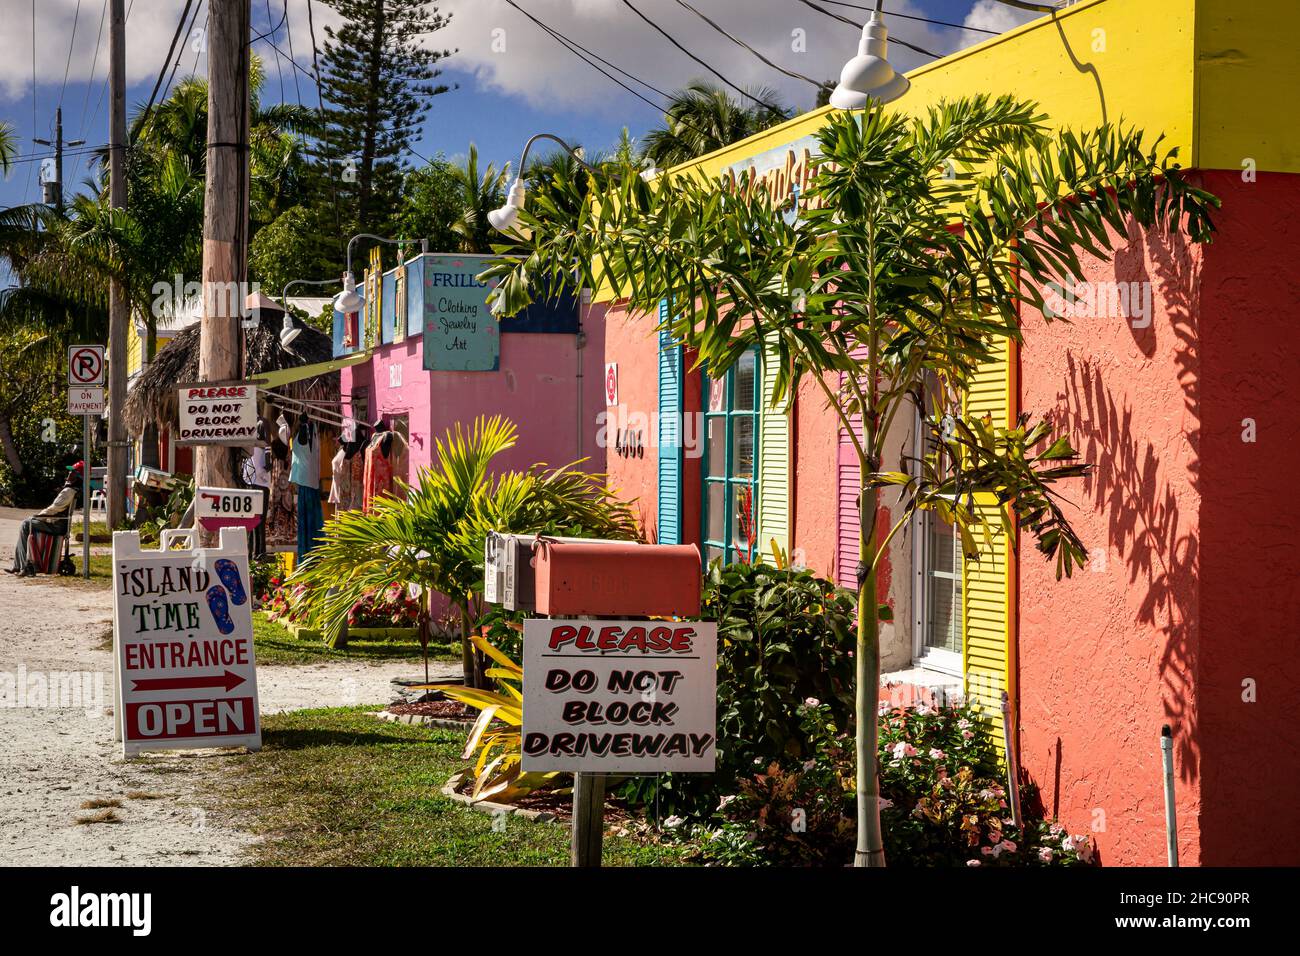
[[757, 334, 789, 563]]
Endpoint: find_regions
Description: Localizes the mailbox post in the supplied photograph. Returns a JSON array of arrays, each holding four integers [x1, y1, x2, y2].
[[484, 534, 712, 867]]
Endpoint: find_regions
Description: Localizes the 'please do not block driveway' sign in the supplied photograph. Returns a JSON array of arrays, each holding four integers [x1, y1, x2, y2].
[[521, 618, 717, 774], [111, 527, 261, 757]]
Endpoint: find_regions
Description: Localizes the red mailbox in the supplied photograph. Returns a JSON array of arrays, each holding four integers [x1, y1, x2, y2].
[[531, 538, 702, 618]]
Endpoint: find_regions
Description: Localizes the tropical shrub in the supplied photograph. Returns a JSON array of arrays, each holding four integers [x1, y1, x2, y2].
[[621, 560, 856, 818], [289, 415, 638, 680], [431, 635, 558, 802]]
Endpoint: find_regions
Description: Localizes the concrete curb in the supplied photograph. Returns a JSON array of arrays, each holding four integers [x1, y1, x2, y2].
[[440, 772, 558, 824], [371, 709, 474, 733]]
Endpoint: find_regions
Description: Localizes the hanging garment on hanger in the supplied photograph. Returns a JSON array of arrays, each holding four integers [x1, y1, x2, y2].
[[265, 451, 297, 549], [362, 434, 392, 514], [297, 485, 324, 560], [328, 448, 352, 507], [279, 415, 321, 491]]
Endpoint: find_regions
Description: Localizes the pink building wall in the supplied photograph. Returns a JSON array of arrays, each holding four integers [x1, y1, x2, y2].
[[341, 307, 607, 488]]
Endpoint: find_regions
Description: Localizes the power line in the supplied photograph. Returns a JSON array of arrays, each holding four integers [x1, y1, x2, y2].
[[795, 0, 941, 60], [617, 0, 787, 114], [264, 0, 286, 104], [671, 0, 820, 88], [162, 0, 205, 105], [59, 0, 84, 108], [67, 0, 109, 189], [822, 1, 1000, 35], [133, 0, 197, 146], [283, 0, 303, 107], [25, 0, 37, 202], [502, 0, 733, 159]]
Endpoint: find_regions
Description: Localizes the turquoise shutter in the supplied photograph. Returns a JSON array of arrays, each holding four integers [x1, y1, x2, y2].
[[657, 300, 683, 544]]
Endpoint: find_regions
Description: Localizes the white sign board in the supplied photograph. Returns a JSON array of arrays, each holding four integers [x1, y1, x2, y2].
[[176, 383, 259, 445], [67, 386, 105, 416], [112, 527, 261, 757], [68, 344, 105, 386], [522, 618, 717, 773], [195, 486, 264, 532]]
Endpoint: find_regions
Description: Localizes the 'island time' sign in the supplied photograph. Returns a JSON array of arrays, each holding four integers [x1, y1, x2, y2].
[[422, 255, 500, 372]]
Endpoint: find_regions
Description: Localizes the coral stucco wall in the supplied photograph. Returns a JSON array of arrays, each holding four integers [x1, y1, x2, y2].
[[1017, 171, 1300, 866]]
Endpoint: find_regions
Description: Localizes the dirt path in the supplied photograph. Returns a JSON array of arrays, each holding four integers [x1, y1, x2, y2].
[[0, 508, 458, 866]]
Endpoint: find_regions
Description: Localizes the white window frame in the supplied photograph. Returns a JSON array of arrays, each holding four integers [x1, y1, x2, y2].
[[910, 407, 963, 676]]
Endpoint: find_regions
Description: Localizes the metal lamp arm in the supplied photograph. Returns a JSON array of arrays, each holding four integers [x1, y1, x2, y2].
[[515, 133, 599, 179], [344, 233, 430, 277], [281, 278, 339, 310]]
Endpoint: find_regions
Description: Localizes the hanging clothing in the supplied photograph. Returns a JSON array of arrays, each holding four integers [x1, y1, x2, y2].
[[362, 434, 394, 514], [328, 448, 351, 507], [349, 451, 366, 511], [279, 419, 320, 490], [265, 452, 296, 549], [241, 446, 271, 489], [297, 486, 324, 560]]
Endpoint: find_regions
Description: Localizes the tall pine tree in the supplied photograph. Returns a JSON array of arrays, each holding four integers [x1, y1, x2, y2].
[[316, 0, 454, 240]]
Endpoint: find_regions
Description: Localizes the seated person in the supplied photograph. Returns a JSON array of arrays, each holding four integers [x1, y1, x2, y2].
[[7, 461, 83, 577]]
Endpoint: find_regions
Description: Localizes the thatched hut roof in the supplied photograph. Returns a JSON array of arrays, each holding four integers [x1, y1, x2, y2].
[[123, 307, 340, 435]]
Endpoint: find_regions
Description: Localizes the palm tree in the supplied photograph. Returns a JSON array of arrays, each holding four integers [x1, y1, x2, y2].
[[482, 94, 1219, 865], [0, 121, 16, 176], [450, 143, 508, 254], [641, 81, 790, 168], [290, 416, 638, 686]]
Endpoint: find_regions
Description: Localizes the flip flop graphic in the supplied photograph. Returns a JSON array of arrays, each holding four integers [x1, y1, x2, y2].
[[207, 586, 236, 635], [214, 558, 247, 606]]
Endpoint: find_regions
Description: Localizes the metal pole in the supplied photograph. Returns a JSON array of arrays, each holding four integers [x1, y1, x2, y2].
[[571, 771, 606, 867], [1000, 691, 1022, 828], [82, 415, 91, 579], [1161, 724, 1178, 866]]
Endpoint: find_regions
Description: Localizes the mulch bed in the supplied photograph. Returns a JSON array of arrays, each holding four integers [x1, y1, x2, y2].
[[388, 700, 473, 720], [452, 777, 636, 827]]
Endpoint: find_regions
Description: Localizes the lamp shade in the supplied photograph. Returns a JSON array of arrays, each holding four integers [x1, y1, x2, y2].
[[488, 178, 527, 235], [332, 271, 363, 313], [830, 12, 910, 109], [279, 313, 302, 347]]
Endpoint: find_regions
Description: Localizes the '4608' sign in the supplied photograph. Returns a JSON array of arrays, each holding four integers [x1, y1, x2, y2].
[[196, 486, 264, 532]]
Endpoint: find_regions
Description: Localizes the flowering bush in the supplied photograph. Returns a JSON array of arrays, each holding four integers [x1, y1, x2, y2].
[[260, 578, 422, 630], [693, 699, 1097, 867]]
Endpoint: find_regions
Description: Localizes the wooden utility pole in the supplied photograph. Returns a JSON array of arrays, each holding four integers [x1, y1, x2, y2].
[[195, 0, 251, 543], [105, 0, 128, 530]]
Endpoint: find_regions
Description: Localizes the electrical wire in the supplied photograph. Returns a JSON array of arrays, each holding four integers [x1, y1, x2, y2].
[[264, 0, 286, 104], [671, 0, 821, 87], [66, 0, 109, 189], [502, 0, 728, 150], [795, 0, 941, 59], [161, 0, 205, 105], [821, 1, 999, 35], [25, 0, 37, 202], [133, 0, 196, 146], [59, 0, 84, 108], [283, 0, 303, 107], [617, 0, 787, 114]]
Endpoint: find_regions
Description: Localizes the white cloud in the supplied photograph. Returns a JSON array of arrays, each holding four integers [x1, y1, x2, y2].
[[431, 0, 975, 116], [961, 0, 1038, 46]]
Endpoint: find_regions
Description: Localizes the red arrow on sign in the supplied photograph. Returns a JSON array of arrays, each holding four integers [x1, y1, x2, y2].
[[132, 670, 247, 693]]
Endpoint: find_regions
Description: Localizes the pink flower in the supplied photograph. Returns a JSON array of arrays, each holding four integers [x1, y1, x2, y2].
[[957, 718, 972, 730], [890, 742, 917, 762], [962, 730, 974, 740], [877, 797, 894, 810], [928, 748, 946, 760], [999, 839, 1017, 853], [804, 696, 820, 707], [1038, 847, 1054, 862], [967, 859, 982, 867]]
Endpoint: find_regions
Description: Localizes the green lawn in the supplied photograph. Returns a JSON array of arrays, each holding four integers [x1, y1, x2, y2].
[[222, 707, 692, 867], [252, 612, 459, 666], [41, 552, 114, 589]]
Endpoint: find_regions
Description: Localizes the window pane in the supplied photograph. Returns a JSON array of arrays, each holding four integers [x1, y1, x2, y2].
[[706, 418, 727, 477], [731, 484, 755, 557], [928, 515, 955, 574], [926, 576, 962, 653], [732, 415, 755, 478], [734, 351, 756, 411], [706, 482, 726, 544], [705, 545, 724, 566]]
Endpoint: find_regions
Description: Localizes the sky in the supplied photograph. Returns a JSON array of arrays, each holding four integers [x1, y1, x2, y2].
[[0, 0, 1037, 221]]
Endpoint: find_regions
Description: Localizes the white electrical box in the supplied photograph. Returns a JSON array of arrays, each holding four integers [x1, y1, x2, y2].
[[483, 532, 537, 612]]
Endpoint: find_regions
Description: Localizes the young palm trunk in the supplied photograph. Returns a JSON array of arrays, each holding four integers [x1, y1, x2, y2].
[[855, 479, 886, 867]]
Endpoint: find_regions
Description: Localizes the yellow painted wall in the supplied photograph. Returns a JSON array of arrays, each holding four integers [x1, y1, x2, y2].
[[1195, 0, 1300, 173]]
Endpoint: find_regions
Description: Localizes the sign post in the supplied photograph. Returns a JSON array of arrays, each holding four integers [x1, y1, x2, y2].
[[68, 345, 106, 579], [521, 617, 717, 866], [111, 527, 261, 756]]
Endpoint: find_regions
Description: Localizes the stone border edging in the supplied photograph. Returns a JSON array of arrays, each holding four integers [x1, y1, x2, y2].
[[440, 772, 558, 823], [372, 709, 474, 733]]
